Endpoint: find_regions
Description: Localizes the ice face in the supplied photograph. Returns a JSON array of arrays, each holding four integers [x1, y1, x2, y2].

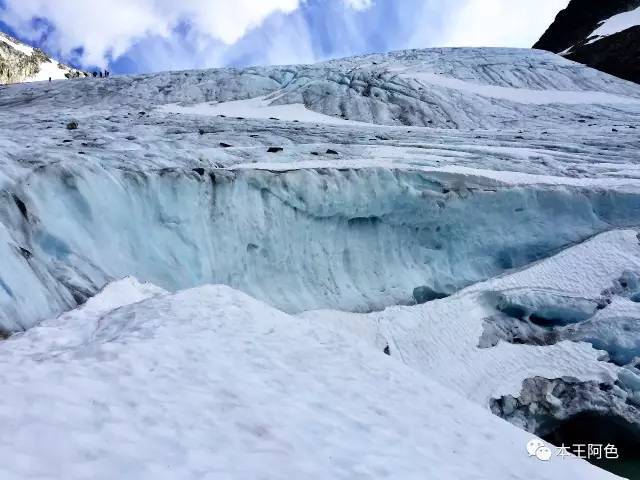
[[3, 164, 640, 332]]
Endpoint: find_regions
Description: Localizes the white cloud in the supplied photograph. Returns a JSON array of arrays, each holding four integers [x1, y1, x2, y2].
[[343, 0, 374, 10], [0, 0, 375, 67], [0, 0, 567, 71], [437, 0, 568, 48], [0, 0, 302, 67]]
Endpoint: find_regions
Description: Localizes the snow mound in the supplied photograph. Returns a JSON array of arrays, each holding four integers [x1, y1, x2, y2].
[[0, 282, 617, 479]]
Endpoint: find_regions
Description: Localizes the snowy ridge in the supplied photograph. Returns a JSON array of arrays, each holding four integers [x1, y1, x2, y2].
[[586, 7, 640, 46], [0, 32, 85, 84]]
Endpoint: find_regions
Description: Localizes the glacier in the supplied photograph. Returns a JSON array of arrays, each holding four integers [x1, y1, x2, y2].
[[1, 47, 640, 478]]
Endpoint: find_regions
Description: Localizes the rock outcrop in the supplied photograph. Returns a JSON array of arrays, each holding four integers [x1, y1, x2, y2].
[[534, 0, 640, 84]]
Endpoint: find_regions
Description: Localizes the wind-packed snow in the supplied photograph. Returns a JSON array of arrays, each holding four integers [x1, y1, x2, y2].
[[0, 279, 618, 480], [587, 6, 640, 44], [160, 95, 367, 125], [399, 70, 640, 105]]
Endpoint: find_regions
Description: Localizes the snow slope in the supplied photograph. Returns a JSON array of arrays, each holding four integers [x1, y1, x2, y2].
[[0, 32, 85, 84], [588, 7, 640, 44], [0, 279, 618, 480]]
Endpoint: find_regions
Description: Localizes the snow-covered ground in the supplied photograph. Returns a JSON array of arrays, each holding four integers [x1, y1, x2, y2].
[[0, 278, 619, 480], [1, 47, 640, 478]]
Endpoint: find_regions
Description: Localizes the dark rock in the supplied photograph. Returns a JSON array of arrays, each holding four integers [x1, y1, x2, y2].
[[11, 194, 27, 219], [66, 121, 78, 130], [219, 142, 232, 148], [413, 286, 449, 304], [326, 149, 339, 155], [267, 147, 284, 153], [383, 344, 391, 356], [192, 168, 205, 176], [534, 0, 640, 84]]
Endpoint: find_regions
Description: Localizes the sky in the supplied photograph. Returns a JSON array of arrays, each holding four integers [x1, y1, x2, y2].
[[0, 0, 569, 74]]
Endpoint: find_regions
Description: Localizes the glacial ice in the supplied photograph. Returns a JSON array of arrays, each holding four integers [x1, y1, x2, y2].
[[4, 164, 640, 332], [1, 46, 640, 478]]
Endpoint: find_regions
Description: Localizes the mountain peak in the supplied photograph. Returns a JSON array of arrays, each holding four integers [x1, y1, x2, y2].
[[534, 0, 640, 84], [0, 31, 87, 84]]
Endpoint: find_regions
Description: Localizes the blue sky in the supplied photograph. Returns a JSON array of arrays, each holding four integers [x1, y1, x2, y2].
[[0, 0, 569, 74]]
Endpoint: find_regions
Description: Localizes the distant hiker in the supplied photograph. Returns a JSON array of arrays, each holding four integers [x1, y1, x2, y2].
[[105, 70, 110, 77], [48, 77, 51, 82], [92, 71, 97, 78], [99, 71, 103, 78]]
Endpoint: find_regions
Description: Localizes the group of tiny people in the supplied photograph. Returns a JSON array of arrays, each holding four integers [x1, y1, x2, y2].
[[48, 70, 110, 82], [91, 70, 110, 78]]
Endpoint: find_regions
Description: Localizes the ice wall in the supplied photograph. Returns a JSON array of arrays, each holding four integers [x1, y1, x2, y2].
[[2, 164, 640, 332]]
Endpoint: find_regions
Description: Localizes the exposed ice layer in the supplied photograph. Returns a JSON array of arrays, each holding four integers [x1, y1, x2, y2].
[[482, 292, 640, 367], [302, 230, 640, 404], [494, 290, 599, 327], [3, 163, 640, 332], [0, 32, 85, 85], [0, 281, 618, 480]]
